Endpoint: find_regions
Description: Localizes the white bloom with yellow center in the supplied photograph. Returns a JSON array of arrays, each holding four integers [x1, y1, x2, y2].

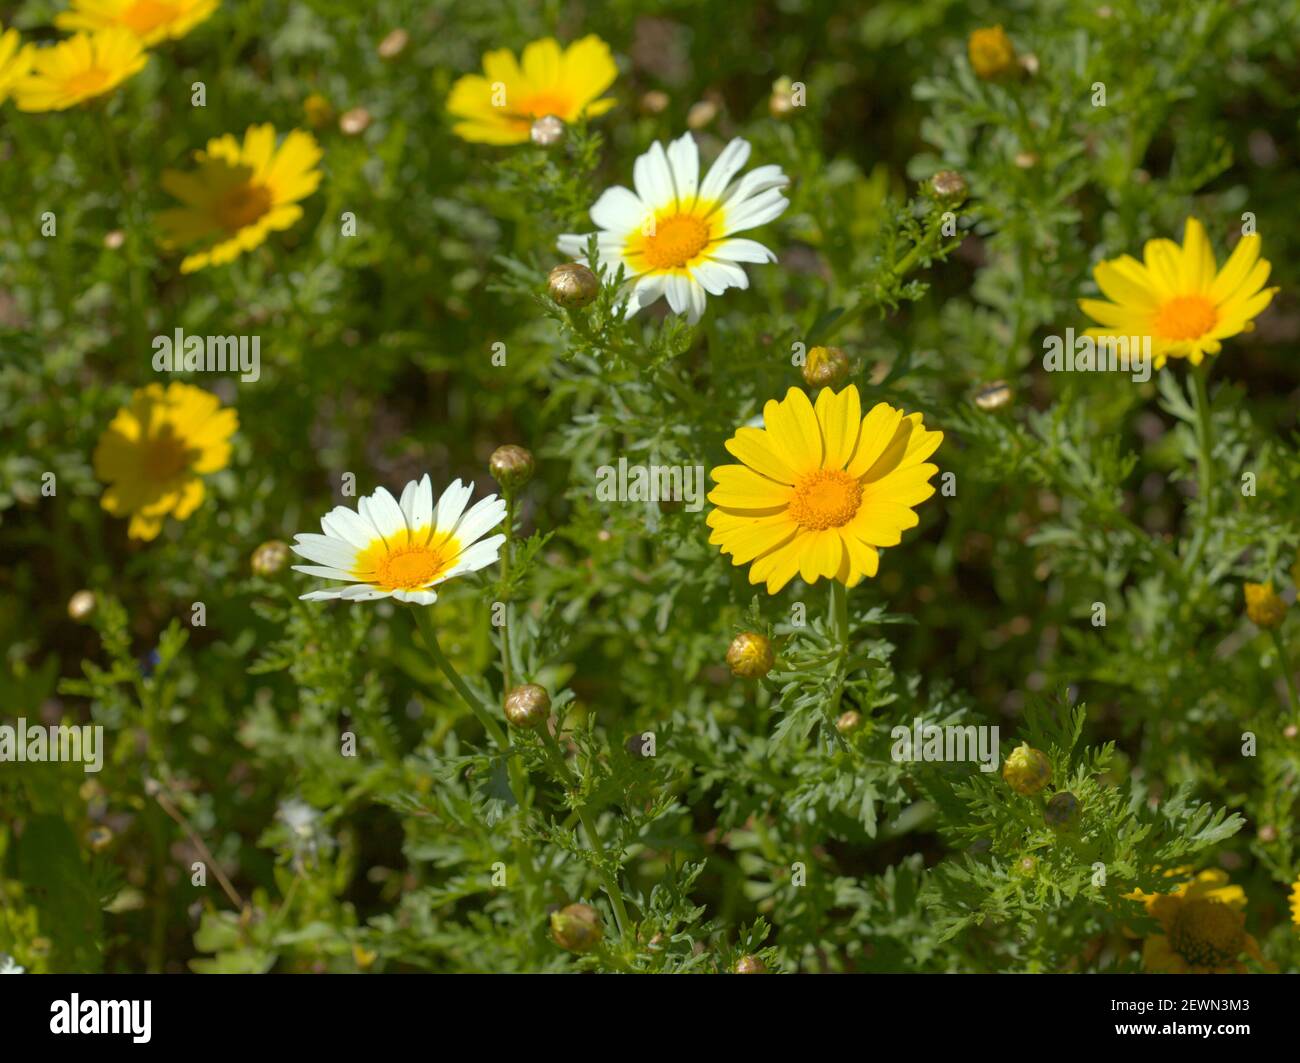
[[558, 132, 789, 323], [291, 476, 505, 605]]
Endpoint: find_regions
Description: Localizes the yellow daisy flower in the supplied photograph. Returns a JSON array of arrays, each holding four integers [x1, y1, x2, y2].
[[447, 35, 617, 145], [55, 0, 218, 47], [93, 382, 237, 541], [291, 476, 506, 605], [14, 28, 147, 112], [1290, 877, 1300, 929], [1132, 869, 1263, 974], [1079, 217, 1278, 369], [156, 124, 323, 273], [0, 25, 34, 105], [707, 385, 943, 594]]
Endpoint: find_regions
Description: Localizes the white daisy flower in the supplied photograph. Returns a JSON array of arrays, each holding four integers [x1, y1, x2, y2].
[[557, 131, 790, 324], [291, 475, 506, 605]]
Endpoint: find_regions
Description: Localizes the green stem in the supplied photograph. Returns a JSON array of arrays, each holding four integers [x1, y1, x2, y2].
[[828, 580, 851, 722], [96, 105, 145, 360], [1185, 362, 1215, 570], [540, 727, 631, 938], [499, 494, 515, 694], [1270, 629, 1300, 719]]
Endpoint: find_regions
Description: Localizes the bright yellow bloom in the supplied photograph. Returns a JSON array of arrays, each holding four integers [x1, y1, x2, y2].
[[156, 124, 323, 273], [1079, 217, 1278, 369], [1244, 581, 1287, 629], [14, 29, 146, 112], [968, 26, 1017, 80], [1131, 869, 1263, 974], [93, 383, 237, 541], [0, 25, 33, 105], [447, 35, 617, 145], [1289, 878, 1300, 929], [707, 385, 943, 594], [56, 0, 218, 47]]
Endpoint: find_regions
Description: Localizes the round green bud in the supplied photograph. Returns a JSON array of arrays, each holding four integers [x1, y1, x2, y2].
[[734, 954, 767, 974], [551, 903, 603, 953], [489, 445, 535, 492], [726, 632, 774, 679], [1002, 743, 1052, 796], [1044, 791, 1080, 831]]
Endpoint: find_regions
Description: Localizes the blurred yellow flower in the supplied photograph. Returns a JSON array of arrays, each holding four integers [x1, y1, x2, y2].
[[156, 124, 323, 273], [56, 0, 218, 47], [302, 92, 333, 129], [0, 25, 33, 105], [1079, 218, 1278, 369], [1244, 581, 1287, 629], [93, 382, 237, 541], [968, 26, 1016, 80], [1131, 869, 1263, 973], [15, 28, 146, 112], [708, 385, 943, 593], [447, 35, 617, 145], [1290, 878, 1300, 929]]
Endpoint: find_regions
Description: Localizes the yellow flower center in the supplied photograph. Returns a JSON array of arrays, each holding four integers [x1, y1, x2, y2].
[[642, 213, 712, 271], [216, 183, 273, 232], [142, 430, 193, 482], [122, 0, 180, 34], [519, 92, 572, 120], [788, 469, 863, 530], [65, 66, 110, 98], [1154, 294, 1217, 341], [1167, 899, 1244, 970], [369, 543, 454, 591]]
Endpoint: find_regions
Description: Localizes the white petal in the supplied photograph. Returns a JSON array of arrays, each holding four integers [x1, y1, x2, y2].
[[722, 189, 789, 234], [665, 273, 691, 315], [684, 277, 708, 323], [320, 506, 378, 550], [711, 237, 777, 264], [365, 486, 409, 540], [337, 584, 392, 601], [444, 535, 505, 578], [291, 533, 359, 569], [452, 495, 507, 547], [621, 274, 666, 317], [691, 259, 743, 295], [408, 474, 434, 545], [633, 140, 677, 210], [432, 479, 473, 540], [722, 164, 789, 205], [591, 186, 646, 232], [292, 564, 366, 582], [301, 588, 348, 601], [666, 133, 699, 208], [557, 233, 591, 259], [392, 589, 439, 605], [699, 138, 751, 203]]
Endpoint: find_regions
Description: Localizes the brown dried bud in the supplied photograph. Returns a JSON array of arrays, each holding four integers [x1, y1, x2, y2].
[[640, 90, 670, 114], [548, 262, 600, 309], [726, 632, 774, 679], [835, 710, 863, 735], [929, 170, 968, 206], [1044, 791, 1080, 831], [339, 107, 371, 136], [551, 903, 603, 953], [734, 954, 767, 974], [103, 230, 126, 250], [801, 346, 851, 390], [974, 380, 1012, 411], [489, 445, 535, 492], [377, 29, 409, 60], [505, 684, 551, 729], [530, 114, 565, 147], [67, 590, 96, 622], [251, 539, 292, 577]]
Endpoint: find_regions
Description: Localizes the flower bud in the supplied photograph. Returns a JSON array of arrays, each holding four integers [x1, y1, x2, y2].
[[1044, 791, 1080, 831], [1013, 151, 1039, 169], [1011, 854, 1038, 878], [726, 632, 774, 679], [974, 380, 1012, 411], [1244, 582, 1287, 629], [551, 903, 603, 953], [801, 346, 851, 390], [339, 107, 371, 136], [251, 539, 291, 577], [103, 230, 125, 250], [1002, 743, 1052, 796], [67, 589, 96, 622], [734, 954, 767, 974], [967, 26, 1018, 81], [769, 76, 796, 118], [505, 684, 550, 729], [640, 90, 670, 114], [303, 93, 334, 129], [489, 445, 535, 492], [548, 262, 600, 309], [377, 28, 409, 60], [87, 826, 113, 853], [929, 169, 968, 207], [687, 99, 718, 130], [530, 114, 566, 147], [835, 710, 863, 735]]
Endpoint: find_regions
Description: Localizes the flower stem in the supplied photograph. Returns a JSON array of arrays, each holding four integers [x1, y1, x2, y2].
[[498, 493, 515, 694], [96, 105, 145, 360], [411, 605, 510, 750], [1270, 629, 1300, 720], [1185, 362, 1215, 571]]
